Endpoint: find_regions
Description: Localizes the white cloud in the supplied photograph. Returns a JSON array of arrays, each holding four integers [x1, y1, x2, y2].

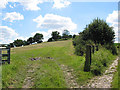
[[0, 0, 8, 8], [0, 26, 18, 44], [33, 14, 77, 31], [3, 12, 24, 22], [0, 0, 71, 10], [106, 10, 119, 43], [0, 0, 43, 10], [53, 0, 71, 9], [33, 13, 77, 41], [18, 0, 43, 11], [0, 26, 28, 44]]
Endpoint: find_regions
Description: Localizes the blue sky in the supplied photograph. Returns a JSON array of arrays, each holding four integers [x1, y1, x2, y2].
[[0, 0, 119, 44]]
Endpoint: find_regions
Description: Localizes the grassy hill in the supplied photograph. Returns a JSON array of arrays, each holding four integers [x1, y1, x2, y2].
[[1, 40, 117, 88]]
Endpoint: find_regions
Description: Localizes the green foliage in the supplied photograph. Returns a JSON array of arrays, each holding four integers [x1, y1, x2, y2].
[[27, 37, 34, 44], [91, 47, 116, 75], [112, 68, 118, 88], [85, 18, 115, 45], [72, 34, 76, 39], [73, 18, 116, 56], [51, 31, 61, 41], [33, 33, 43, 43], [73, 35, 94, 56], [13, 39, 24, 47], [62, 30, 70, 39], [9, 43, 14, 47], [47, 38, 53, 42], [23, 40, 29, 46], [104, 44, 117, 55]]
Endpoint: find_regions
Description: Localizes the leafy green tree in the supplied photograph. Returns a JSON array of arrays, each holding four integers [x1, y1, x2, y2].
[[84, 18, 115, 45], [69, 35, 72, 38], [9, 43, 14, 47], [13, 39, 24, 47], [51, 31, 61, 41], [62, 30, 70, 39], [47, 38, 53, 42], [27, 37, 34, 44], [73, 34, 76, 39], [23, 40, 29, 46], [73, 18, 116, 56], [33, 33, 43, 43]]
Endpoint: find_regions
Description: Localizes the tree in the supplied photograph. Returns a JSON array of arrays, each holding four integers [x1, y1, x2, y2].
[[27, 37, 34, 44], [51, 31, 61, 41], [62, 30, 70, 39], [33, 33, 43, 43], [73, 18, 116, 56], [23, 40, 29, 46], [9, 43, 14, 47], [47, 38, 53, 42], [68, 35, 72, 38], [13, 39, 24, 47], [73, 34, 76, 39], [84, 18, 115, 45]]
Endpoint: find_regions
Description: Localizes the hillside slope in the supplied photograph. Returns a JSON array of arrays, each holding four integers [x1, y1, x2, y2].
[[2, 40, 117, 88]]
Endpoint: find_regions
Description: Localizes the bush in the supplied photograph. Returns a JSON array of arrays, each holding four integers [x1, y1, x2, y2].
[[37, 40, 43, 43], [73, 35, 94, 56], [91, 62, 103, 75], [104, 44, 117, 55], [75, 44, 85, 56], [91, 48, 116, 75]]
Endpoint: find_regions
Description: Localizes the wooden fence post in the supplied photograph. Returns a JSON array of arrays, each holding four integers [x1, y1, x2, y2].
[[84, 45, 91, 72], [7, 47, 10, 64]]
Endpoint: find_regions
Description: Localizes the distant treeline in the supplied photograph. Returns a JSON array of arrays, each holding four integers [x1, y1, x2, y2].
[[9, 30, 76, 47]]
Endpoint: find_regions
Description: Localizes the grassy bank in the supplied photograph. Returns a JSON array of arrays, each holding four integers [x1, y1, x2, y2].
[[111, 43, 120, 88], [2, 40, 117, 88]]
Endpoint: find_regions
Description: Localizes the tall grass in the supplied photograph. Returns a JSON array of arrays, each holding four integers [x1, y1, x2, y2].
[[91, 47, 117, 75]]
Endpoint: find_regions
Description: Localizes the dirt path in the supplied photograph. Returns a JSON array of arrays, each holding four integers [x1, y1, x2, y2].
[[49, 58, 80, 88], [81, 57, 119, 88], [60, 64, 80, 88], [22, 64, 37, 88]]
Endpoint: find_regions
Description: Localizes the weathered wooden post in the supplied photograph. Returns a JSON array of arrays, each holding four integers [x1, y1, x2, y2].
[[96, 45, 98, 51], [84, 45, 91, 72]]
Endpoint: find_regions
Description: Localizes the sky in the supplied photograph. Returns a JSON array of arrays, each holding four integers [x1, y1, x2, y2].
[[0, 0, 119, 44]]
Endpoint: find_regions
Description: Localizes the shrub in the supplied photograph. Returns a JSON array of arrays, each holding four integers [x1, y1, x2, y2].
[[75, 44, 85, 56], [91, 48, 116, 76], [104, 44, 117, 55]]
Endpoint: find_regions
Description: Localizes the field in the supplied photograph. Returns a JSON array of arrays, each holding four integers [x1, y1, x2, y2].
[[1, 40, 117, 88]]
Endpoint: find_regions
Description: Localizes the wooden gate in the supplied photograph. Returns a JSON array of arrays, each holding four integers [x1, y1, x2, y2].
[[0, 45, 10, 64]]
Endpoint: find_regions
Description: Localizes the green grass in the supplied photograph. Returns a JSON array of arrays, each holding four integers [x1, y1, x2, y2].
[[112, 68, 118, 88], [91, 46, 117, 75], [1, 40, 118, 88], [111, 47, 120, 89]]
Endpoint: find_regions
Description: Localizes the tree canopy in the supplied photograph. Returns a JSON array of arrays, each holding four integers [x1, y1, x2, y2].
[[73, 18, 116, 56], [51, 31, 61, 41], [83, 18, 115, 45], [33, 33, 43, 43]]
